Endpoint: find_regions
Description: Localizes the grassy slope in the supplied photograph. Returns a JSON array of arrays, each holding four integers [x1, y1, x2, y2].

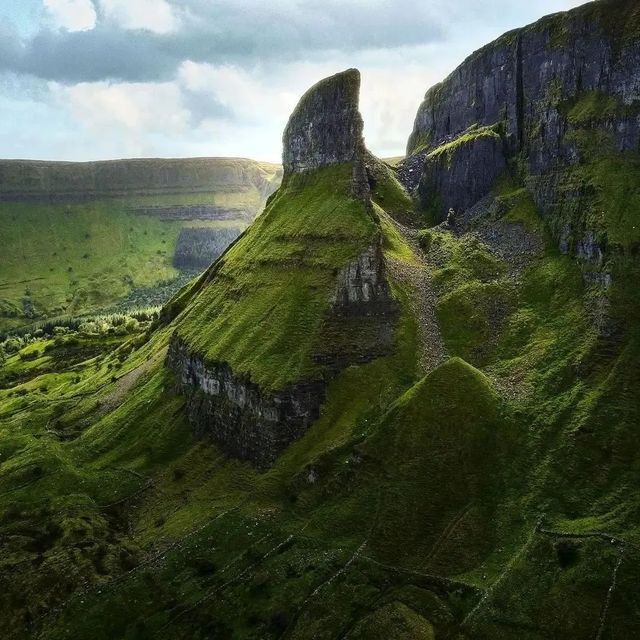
[[0, 147, 639, 638], [173, 163, 378, 390], [0, 162, 281, 332]]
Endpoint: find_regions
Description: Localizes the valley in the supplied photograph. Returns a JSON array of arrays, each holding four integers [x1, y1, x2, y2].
[[1, 1, 639, 638], [0, 158, 282, 332]]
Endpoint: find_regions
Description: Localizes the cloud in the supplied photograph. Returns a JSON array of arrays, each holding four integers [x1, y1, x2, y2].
[[1, 0, 594, 161], [48, 79, 191, 157], [4, 0, 589, 86], [0, 0, 444, 84], [43, 0, 96, 31], [99, 0, 180, 34]]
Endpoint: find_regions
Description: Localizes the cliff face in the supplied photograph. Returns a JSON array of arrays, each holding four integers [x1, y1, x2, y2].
[[405, 0, 640, 310], [166, 336, 326, 469], [166, 69, 398, 468], [173, 227, 243, 269], [408, 0, 640, 161], [282, 69, 365, 174], [418, 128, 507, 216], [0, 157, 282, 206]]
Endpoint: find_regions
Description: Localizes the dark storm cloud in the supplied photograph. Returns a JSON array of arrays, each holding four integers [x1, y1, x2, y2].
[[0, 0, 444, 83]]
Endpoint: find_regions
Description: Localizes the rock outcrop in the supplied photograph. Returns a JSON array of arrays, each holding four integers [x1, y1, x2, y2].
[[404, 0, 640, 281], [0, 157, 283, 330], [418, 128, 507, 219], [407, 1, 640, 163], [282, 69, 365, 175], [166, 336, 325, 469], [173, 227, 243, 269], [167, 240, 397, 468], [166, 69, 398, 467], [331, 243, 391, 310]]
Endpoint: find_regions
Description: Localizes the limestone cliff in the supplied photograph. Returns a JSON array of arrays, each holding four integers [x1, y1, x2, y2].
[[282, 69, 365, 175], [173, 227, 243, 269], [404, 0, 640, 294], [166, 69, 398, 468], [0, 157, 282, 208], [407, 0, 640, 163], [166, 336, 325, 469]]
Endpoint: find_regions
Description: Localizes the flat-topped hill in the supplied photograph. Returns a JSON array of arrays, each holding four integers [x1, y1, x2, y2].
[[0, 157, 281, 203]]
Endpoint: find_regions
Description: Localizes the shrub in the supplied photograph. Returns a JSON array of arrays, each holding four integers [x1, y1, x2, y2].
[[19, 350, 40, 361], [3, 338, 22, 354]]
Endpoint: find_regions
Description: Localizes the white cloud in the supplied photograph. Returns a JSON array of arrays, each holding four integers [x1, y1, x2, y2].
[[43, 0, 97, 31], [15, 0, 597, 161], [48, 80, 191, 156], [99, 0, 180, 34], [178, 61, 299, 125]]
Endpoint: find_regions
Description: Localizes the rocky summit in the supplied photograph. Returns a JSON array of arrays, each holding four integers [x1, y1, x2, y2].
[[1, 2, 640, 639], [282, 68, 365, 174], [165, 68, 398, 468]]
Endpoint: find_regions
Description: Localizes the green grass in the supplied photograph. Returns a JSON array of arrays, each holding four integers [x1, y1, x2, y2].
[[420, 226, 512, 365], [0, 197, 257, 331], [347, 601, 435, 639], [368, 157, 416, 222], [574, 154, 640, 248], [564, 91, 623, 125], [426, 123, 502, 165], [0, 156, 282, 332], [173, 163, 378, 390], [1, 136, 640, 638], [358, 358, 503, 572]]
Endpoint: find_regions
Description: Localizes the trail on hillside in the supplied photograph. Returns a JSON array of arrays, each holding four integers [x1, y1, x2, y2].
[[99, 346, 168, 415], [386, 218, 447, 375]]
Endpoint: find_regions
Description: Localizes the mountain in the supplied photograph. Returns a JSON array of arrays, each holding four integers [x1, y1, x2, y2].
[[405, 0, 640, 305], [0, 157, 282, 332], [164, 69, 402, 468], [0, 1, 639, 638]]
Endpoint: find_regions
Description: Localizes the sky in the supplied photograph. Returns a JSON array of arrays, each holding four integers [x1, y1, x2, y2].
[[0, 0, 590, 162]]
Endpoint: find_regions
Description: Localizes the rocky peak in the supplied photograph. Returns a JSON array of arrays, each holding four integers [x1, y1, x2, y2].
[[282, 68, 365, 175]]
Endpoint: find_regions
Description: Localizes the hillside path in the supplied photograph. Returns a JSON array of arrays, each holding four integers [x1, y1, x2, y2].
[[99, 346, 168, 415], [386, 219, 447, 374]]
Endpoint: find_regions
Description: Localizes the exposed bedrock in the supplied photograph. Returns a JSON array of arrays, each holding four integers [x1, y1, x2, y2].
[[407, 1, 640, 163], [173, 227, 243, 270], [166, 336, 325, 469], [125, 205, 254, 222], [282, 68, 365, 175], [167, 241, 397, 468], [404, 0, 640, 279], [418, 134, 507, 220], [167, 69, 398, 467]]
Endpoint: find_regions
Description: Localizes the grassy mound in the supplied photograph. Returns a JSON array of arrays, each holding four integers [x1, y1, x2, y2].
[[363, 358, 503, 571], [347, 602, 435, 640]]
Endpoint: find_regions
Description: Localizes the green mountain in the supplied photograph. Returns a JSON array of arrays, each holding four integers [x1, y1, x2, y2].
[[0, 158, 282, 332], [1, 1, 640, 638]]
